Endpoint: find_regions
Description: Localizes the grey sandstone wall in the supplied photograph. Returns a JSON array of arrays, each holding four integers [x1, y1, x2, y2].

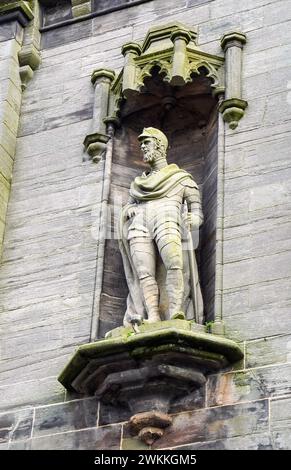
[[0, 0, 291, 450]]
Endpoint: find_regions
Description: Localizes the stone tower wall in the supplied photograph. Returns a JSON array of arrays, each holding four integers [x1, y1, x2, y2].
[[0, 0, 291, 450]]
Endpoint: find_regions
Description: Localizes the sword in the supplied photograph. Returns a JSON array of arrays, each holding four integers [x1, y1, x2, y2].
[[185, 215, 199, 323]]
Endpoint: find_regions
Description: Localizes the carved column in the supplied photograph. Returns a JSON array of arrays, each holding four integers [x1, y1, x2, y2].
[[219, 31, 247, 129], [121, 42, 141, 97], [0, 1, 34, 259], [18, 0, 41, 91], [90, 118, 116, 341], [83, 69, 115, 163], [170, 28, 191, 86]]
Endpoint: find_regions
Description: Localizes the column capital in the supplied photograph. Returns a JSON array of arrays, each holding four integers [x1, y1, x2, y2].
[[220, 31, 246, 51], [170, 28, 192, 45], [121, 42, 142, 57], [91, 69, 116, 86]]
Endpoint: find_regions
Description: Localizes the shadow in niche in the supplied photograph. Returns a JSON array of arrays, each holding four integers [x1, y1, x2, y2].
[[99, 67, 218, 337], [41, 0, 73, 27]]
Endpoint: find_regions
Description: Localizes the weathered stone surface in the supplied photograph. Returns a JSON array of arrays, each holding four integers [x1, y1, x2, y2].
[[223, 223, 291, 265], [0, 20, 22, 42], [223, 250, 291, 292], [42, 0, 73, 27], [246, 19, 291, 55], [41, 26, 132, 68], [0, 31, 23, 258], [224, 304, 291, 341], [99, 402, 131, 427], [19, 97, 93, 137], [270, 396, 291, 432], [0, 102, 102, 386], [93, 0, 151, 13], [263, 0, 291, 26], [0, 348, 75, 387], [0, 442, 9, 450], [152, 400, 269, 448], [0, 146, 13, 183], [271, 396, 291, 449], [223, 276, 291, 319], [102, 269, 128, 298], [199, 6, 264, 46], [188, 0, 213, 7], [207, 364, 291, 407], [212, 0, 271, 15], [11, 423, 122, 450], [121, 436, 149, 450], [246, 335, 291, 368], [272, 430, 291, 451], [99, 294, 126, 338], [0, 79, 22, 119], [0, 300, 92, 363], [0, 408, 33, 443], [33, 397, 98, 437], [245, 43, 291, 79], [169, 387, 205, 414], [0, 377, 65, 412], [8, 439, 31, 450], [175, 432, 273, 450], [42, 20, 92, 49], [92, 1, 157, 37]]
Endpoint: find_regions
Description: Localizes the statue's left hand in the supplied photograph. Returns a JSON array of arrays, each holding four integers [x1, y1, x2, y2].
[[126, 206, 136, 219], [183, 213, 200, 230]]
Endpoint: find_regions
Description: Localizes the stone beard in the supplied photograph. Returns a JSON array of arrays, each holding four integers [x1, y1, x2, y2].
[[118, 128, 204, 327]]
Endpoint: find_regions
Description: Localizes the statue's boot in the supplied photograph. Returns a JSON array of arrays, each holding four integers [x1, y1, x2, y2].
[[166, 268, 184, 318], [139, 275, 161, 322]]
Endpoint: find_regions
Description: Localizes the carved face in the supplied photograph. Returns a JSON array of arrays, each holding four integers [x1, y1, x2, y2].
[[140, 137, 157, 163]]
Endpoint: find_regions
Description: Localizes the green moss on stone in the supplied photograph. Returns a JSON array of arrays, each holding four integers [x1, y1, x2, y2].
[[58, 322, 244, 391], [0, 1, 34, 21]]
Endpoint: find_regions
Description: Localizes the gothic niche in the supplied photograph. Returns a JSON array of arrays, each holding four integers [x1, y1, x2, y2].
[[59, 23, 244, 447], [100, 65, 218, 336]]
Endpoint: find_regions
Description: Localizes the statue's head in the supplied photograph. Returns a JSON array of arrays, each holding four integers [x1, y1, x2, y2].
[[138, 127, 168, 164]]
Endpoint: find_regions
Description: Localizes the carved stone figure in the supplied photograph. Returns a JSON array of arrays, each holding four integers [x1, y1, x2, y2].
[[119, 127, 204, 326]]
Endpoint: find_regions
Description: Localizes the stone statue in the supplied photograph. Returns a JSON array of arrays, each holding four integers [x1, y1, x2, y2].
[[119, 127, 204, 326]]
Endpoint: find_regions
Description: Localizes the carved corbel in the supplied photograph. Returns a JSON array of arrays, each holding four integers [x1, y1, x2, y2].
[[0, 2, 41, 90], [59, 320, 243, 446], [18, 1, 41, 91], [18, 43, 41, 91], [219, 31, 248, 129], [170, 28, 192, 86], [83, 69, 115, 163], [121, 42, 142, 97]]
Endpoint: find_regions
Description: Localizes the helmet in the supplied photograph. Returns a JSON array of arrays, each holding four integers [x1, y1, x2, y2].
[[138, 127, 168, 150]]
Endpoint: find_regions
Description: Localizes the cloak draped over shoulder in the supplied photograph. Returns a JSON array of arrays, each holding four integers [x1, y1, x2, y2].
[[130, 164, 195, 201]]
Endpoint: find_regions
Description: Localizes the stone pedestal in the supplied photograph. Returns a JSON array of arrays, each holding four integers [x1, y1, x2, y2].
[[59, 320, 243, 445]]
